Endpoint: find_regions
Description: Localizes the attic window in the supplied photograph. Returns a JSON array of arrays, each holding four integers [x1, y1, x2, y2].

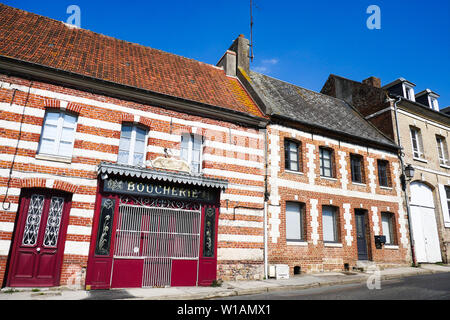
[[429, 96, 439, 111], [403, 84, 415, 101]]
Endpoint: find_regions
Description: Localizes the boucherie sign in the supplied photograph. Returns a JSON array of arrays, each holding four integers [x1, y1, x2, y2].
[[103, 179, 217, 203]]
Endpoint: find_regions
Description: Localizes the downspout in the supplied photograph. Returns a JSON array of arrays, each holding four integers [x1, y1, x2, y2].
[[263, 127, 269, 279], [390, 94, 417, 266]]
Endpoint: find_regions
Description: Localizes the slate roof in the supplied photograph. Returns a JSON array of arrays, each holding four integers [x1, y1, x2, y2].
[[0, 4, 264, 119], [248, 71, 398, 149]]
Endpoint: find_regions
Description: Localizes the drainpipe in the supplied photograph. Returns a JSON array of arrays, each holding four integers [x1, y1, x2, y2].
[[263, 127, 269, 280], [391, 95, 418, 266]]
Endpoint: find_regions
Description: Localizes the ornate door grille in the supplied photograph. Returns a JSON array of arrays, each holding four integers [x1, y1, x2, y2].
[[114, 198, 201, 287]]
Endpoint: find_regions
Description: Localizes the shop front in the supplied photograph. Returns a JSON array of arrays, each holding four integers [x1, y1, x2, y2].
[[85, 163, 227, 289]]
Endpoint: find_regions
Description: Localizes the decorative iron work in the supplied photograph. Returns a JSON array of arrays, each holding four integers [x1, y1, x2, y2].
[[95, 198, 116, 256], [203, 207, 216, 258], [43, 197, 65, 247], [119, 195, 201, 211], [22, 194, 45, 246]]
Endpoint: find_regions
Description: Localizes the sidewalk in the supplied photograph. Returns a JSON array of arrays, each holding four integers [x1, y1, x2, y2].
[[1, 264, 449, 300]]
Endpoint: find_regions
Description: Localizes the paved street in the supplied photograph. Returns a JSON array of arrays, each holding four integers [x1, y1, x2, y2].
[[217, 272, 450, 300]]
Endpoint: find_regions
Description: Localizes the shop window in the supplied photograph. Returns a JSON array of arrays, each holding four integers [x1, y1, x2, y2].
[[118, 124, 148, 166], [181, 133, 203, 174], [38, 110, 77, 158]]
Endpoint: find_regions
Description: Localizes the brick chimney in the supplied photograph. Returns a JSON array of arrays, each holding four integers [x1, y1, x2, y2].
[[217, 34, 250, 76], [362, 76, 381, 88]]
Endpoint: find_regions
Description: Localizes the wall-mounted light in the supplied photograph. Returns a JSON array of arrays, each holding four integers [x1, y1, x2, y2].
[[404, 164, 415, 180]]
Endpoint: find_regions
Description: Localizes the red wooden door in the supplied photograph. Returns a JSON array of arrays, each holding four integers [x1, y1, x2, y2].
[[7, 190, 71, 287]]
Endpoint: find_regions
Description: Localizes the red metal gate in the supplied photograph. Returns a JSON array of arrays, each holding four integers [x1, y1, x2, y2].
[[111, 200, 202, 288]]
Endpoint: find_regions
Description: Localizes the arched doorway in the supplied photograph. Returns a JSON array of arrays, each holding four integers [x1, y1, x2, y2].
[[409, 182, 442, 263]]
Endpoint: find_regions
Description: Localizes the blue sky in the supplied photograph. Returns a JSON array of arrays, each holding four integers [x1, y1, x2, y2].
[[3, 0, 450, 108]]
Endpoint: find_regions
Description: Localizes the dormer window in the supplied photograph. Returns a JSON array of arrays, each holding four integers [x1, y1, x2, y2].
[[403, 84, 415, 101], [429, 96, 439, 111]]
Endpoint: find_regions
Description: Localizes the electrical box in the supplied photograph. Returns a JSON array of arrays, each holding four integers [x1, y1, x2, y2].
[[269, 264, 289, 280]]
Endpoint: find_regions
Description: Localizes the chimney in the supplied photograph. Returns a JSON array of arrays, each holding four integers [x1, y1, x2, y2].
[[362, 76, 381, 88], [217, 50, 237, 77]]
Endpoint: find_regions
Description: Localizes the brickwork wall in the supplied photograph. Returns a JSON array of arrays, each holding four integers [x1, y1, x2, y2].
[[267, 124, 411, 275], [0, 74, 266, 286]]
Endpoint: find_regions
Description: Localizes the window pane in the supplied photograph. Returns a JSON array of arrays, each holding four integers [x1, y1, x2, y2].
[[39, 138, 56, 154], [119, 136, 131, 152], [193, 135, 202, 150], [63, 113, 77, 127], [286, 203, 302, 240], [58, 141, 73, 157], [121, 125, 132, 139], [322, 207, 336, 242], [45, 112, 60, 125], [133, 153, 144, 166], [381, 214, 392, 244], [117, 151, 129, 164], [192, 149, 201, 162], [42, 123, 58, 139], [60, 127, 75, 142], [134, 139, 146, 155], [289, 161, 298, 171], [135, 127, 146, 141]]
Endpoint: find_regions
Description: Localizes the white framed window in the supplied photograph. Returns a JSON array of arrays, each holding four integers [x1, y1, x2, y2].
[[429, 96, 439, 111], [322, 206, 339, 243], [38, 110, 77, 158], [118, 124, 148, 166], [381, 212, 396, 245], [410, 127, 424, 159], [286, 202, 305, 241], [436, 135, 449, 166], [181, 133, 203, 174], [403, 84, 415, 101], [320, 147, 334, 178]]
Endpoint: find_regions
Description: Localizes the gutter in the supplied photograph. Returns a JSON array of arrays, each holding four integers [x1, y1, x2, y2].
[[0, 56, 268, 129], [271, 113, 400, 153]]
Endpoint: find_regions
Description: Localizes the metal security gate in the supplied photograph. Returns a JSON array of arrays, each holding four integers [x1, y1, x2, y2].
[[112, 202, 201, 287]]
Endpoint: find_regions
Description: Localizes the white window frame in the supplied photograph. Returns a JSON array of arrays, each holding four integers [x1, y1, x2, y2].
[[429, 96, 439, 111], [436, 135, 449, 166], [403, 84, 415, 102], [38, 110, 78, 159], [410, 127, 424, 159], [181, 133, 203, 174], [118, 124, 148, 166]]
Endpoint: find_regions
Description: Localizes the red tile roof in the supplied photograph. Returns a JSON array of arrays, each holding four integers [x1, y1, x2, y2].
[[0, 4, 265, 119]]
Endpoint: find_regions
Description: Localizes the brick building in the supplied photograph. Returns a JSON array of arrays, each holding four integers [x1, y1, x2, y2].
[[0, 4, 269, 289], [220, 37, 411, 275], [322, 74, 450, 264]]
